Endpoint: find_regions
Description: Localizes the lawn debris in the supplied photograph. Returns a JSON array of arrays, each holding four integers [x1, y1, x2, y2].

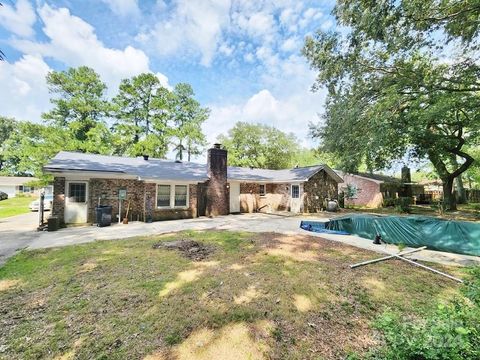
[[152, 240, 214, 261]]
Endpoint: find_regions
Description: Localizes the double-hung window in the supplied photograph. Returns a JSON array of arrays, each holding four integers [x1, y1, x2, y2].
[[174, 185, 188, 207], [157, 185, 171, 207], [156, 184, 189, 208]]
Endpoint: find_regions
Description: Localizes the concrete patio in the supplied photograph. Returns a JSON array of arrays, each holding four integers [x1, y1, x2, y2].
[[1, 212, 478, 268]]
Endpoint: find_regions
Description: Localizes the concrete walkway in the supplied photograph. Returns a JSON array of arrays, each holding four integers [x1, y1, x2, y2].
[[1, 213, 479, 267]]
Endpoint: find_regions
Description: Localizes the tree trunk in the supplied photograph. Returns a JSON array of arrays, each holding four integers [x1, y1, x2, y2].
[[442, 177, 457, 211], [449, 154, 467, 204], [455, 174, 467, 204]]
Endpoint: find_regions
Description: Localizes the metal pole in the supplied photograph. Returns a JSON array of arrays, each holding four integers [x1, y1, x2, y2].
[[39, 192, 45, 226], [118, 199, 122, 224], [392, 253, 464, 283], [350, 246, 427, 269]]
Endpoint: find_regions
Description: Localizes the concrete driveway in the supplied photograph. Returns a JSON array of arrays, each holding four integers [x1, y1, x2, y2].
[[0, 211, 39, 265], [1, 213, 479, 267]]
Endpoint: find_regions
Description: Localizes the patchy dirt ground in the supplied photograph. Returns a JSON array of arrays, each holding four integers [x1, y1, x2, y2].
[[153, 239, 214, 261], [0, 230, 463, 359]]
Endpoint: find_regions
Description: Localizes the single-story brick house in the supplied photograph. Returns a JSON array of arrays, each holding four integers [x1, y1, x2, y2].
[[43, 145, 342, 225], [335, 169, 424, 208]]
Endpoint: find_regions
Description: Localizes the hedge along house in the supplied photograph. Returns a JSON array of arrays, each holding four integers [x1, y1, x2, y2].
[[44, 145, 342, 225]]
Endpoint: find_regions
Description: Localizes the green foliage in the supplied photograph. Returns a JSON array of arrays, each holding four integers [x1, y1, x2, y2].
[[170, 83, 209, 161], [112, 73, 172, 158], [218, 122, 301, 169], [0, 116, 16, 172], [42, 66, 112, 153], [368, 267, 480, 360], [291, 148, 339, 168], [303, 1, 480, 210], [0, 121, 67, 180], [395, 197, 412, 214], [0, 67, 210, 179]]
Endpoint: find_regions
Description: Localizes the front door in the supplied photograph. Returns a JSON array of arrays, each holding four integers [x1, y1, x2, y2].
[[290, 183, 302, 213], [229, 182, 240, 213], [65, 181, 88, 223]]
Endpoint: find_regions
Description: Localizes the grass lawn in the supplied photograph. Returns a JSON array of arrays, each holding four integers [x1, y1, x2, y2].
[[0, 196, 33, 219], [0, 230, 464, 359]]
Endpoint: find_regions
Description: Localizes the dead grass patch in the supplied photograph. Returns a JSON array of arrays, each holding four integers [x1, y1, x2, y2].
[[0, 279, 22, 292], [234, 285, 260, 305], [293, 294, 313, 312], [78, 262, 97, 273], [228, 263, 245, 270], [172, 322, 270, 360], [159, 269, 204, 297], [362, 277, 387, 298]]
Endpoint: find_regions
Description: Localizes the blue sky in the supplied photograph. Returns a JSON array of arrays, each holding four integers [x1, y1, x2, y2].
[[0, 0, 336, 158]]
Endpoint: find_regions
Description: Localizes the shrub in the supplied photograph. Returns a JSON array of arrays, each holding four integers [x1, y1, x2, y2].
[[382, 198, 396, 207], [395, 197, 412, 213], [368, 267, 480, 360]]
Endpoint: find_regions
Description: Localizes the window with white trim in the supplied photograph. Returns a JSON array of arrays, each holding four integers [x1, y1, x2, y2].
[[157, 185, 171, 207], [69, 183, 86, 203], [259, 184, 266, 196], [291, 184, 300, 199], [174, 185, 188, 207]]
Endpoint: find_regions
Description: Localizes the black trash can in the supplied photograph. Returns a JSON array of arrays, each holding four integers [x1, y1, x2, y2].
[[95, 205, 112, 227], [47, 216, 59, 232]]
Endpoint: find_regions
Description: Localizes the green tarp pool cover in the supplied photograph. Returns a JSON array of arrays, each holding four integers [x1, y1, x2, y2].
[[326, 215, 480, 256]]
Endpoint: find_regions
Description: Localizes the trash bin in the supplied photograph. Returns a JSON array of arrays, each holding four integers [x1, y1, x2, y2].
[[48, 216, 59, 232], [95, 205, 112, 227]]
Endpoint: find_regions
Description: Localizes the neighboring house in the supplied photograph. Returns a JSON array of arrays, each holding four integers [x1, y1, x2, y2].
[[43, 145, 342, 225], [335, 170, 424, 208], [0, 176, 40, 198]]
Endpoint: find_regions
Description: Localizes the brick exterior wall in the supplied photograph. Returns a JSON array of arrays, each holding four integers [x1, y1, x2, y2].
[[150, 183, 198, 221], [53, 177, 200, 224], [88, 178, 146, 223], [52, 177, 66, 225], [239, 170, 339, 213], [238, 182, 294, 213], [338, 174, 383, 208], [303, 170, 338, 213], [206, 147, 229, 216]]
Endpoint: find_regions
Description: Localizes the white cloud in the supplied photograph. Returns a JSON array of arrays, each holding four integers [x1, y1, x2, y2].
[[12, 4, 168, 92], [101, 0, 140, 17], [0, 55, 51, 121], [138, 0, 231, 66], [0, 0, 36, 37], [1, 3, 171, 123], [232, 10, 277, 44], [204, 53, 327, 149], [206, 87, 326, 148], [280, 37, 300, 52]]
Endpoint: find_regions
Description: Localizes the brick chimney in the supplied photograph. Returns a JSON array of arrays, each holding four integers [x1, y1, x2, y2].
[[401, 165, 411, 183], [206, 143, 229, 216], [401, 165, 412, 197]]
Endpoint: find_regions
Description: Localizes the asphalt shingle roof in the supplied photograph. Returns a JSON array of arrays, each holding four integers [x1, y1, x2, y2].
[[44, 151, 343, 183], [0, 176, 39, 185]]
